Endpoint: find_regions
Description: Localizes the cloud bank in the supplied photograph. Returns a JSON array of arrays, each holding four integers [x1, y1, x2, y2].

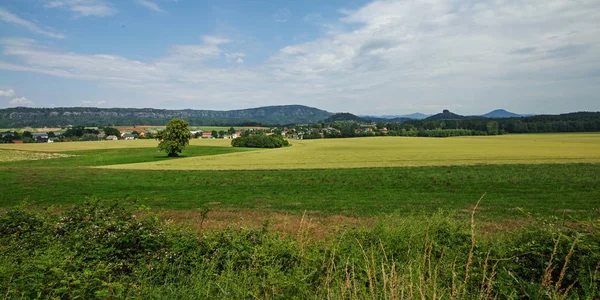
[[1, 0, 599, 114]]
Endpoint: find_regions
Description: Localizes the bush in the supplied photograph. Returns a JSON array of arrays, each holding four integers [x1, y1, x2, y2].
[[231, 134, 290, 148], [0, 200, 186, 298], [1, 202, 598, 298]]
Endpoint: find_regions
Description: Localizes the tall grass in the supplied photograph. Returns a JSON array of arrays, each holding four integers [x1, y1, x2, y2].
[[1, 199, 598, 299]]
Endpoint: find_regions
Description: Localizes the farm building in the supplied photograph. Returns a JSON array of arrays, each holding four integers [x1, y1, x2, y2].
[[106, 135, 118, 140], [122, 133, 136, 140], [32, 133, 49, 143], [201, 132, 213, 138]]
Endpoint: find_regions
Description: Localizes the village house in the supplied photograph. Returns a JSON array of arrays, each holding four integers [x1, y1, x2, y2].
[[31, 133, 49, 143], [0, 132, 14, 138], [231, 131, 242, 139], [106, 135, 118, 140], [122, 133, 136, 140], [201, 131, 213, 138]]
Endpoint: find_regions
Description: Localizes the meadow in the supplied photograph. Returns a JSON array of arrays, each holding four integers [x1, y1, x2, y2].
[[100, 134, 600, 170], [1, 133, 599, 298], [0, 134, 598, 220]]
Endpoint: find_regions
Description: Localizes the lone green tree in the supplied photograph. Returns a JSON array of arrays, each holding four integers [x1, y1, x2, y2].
[[156, 118, 191, 157]]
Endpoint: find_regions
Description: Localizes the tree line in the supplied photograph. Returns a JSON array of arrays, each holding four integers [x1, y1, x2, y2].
[[390, 112, 600, 134]]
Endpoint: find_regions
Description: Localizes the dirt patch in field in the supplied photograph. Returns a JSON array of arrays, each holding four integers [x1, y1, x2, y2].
[[461, 204, 490, 214], [158, 209, 377, 240], [478, 218, 534, 234]]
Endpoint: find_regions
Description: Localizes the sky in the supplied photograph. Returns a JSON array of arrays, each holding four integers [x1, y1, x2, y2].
[[0, 0, 599, 115]]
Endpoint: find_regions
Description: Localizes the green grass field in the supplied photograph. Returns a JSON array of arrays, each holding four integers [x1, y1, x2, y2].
[[100, 134, 600, 170], [1, 134, 599, 221], [1, 133, 599, 298]]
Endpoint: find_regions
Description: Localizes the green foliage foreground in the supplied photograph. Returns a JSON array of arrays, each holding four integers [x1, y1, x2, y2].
[[1, 201, 598, 299]]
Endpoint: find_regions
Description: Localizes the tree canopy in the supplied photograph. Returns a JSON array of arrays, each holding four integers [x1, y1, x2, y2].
[[103, 127, 120, 136], [156, 118, 191, 157], [231, 134, 290, 148]]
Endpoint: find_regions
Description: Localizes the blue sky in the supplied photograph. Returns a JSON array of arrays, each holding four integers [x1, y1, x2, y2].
[[0, 0, 599, 115]]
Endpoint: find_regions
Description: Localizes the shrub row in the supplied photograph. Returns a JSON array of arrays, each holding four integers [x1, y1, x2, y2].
[[1, 201, 598, 298]]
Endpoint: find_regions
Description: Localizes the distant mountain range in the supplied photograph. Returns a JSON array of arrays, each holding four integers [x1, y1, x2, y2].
[[364, 109, 524, 121], [0, 105, 332, 127], [0, 105, 548, 127], [424, 109, 525, 120], [360, 113, 430, 120]]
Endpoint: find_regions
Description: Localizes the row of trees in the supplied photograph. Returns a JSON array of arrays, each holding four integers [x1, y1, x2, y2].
[[297, 121, 496, 139], [297, 112, 600, 140], [1, 131, 35, 143], [387, 113, 600, 134]]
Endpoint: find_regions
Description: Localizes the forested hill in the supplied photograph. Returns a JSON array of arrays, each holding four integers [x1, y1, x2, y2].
[[0, 105, 333, 127], [324, 113, 369, 123], [393, 111, 600, 134]]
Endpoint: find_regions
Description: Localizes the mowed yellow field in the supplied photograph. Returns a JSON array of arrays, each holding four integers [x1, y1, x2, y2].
[[0, 149, 72, 162], [0, 138, 232, 152], [100, 133, 600, 170]]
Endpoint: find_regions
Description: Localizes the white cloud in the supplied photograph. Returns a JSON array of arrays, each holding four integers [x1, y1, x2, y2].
[[267, 0, 600, 113], [225, 52, 245, 64], [202, 35, 231, 45], [0, 8, 65, 39], [82, 100, 106, 106], [45, 0, 116, 17], [9, 97, 33, 106], [1, 0, 599, 114], [0, 89, 15, 97], [0, 36, 255, 89], [135, 0, 165, 13]]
